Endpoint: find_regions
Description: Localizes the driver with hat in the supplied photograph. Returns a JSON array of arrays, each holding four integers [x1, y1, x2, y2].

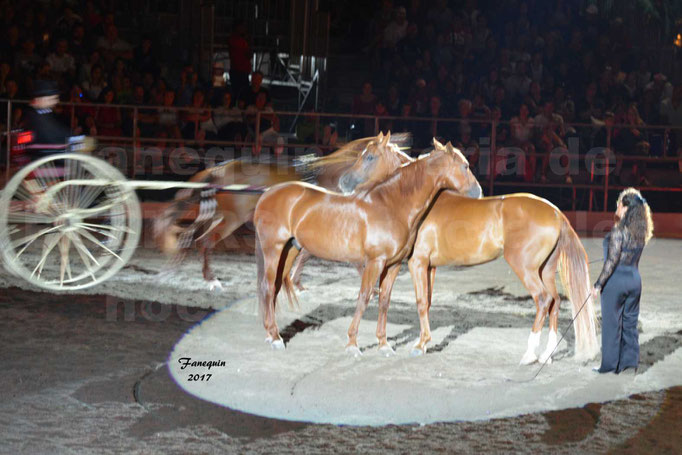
[[24, 79, 76, 157]]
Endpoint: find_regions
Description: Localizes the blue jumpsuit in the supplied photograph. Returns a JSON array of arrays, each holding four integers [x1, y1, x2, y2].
[[595, 227, 644, 373]]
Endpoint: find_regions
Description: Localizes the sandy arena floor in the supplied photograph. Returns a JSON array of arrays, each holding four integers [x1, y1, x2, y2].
[[1, 236, 681, 452]]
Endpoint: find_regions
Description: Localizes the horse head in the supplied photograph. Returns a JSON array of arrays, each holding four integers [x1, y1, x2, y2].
[[338, 131, 412, 193], [431, 138, 483, 199]]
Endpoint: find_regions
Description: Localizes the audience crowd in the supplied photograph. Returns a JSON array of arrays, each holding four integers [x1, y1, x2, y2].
[[348, 0, 682, 185], [0, 0, 277, 154]]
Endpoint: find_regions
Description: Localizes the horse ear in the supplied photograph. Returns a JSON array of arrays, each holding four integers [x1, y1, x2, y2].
[[377, 131, 384, 142], [432, 137, 444, 149], [382, 130, 391, 146], [445, 141, 454, 152]]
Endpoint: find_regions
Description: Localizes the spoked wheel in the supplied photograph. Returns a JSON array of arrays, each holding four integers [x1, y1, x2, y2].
[[0, 153, 141, 290]]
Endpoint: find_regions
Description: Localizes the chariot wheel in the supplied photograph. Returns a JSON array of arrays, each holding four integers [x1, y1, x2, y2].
[[0, 153, 141, 290]]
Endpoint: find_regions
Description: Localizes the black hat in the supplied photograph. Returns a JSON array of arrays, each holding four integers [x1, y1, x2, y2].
[[33, 80, 59, 97]]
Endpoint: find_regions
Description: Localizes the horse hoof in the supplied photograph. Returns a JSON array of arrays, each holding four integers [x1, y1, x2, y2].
[[379, 344, 395, 357], [519, 353, 538, 365], [208, 279, 223, 292], [539, 353, 553, 365], [265, 336, 273, 344], [410, 347, 425, 357], [345, 345, 362, 357], [271, 338, 285, 350]]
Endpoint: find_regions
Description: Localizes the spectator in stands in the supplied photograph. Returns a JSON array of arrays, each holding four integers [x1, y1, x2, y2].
[[661, 84, 682, 155], [0, 78, 19, 129], [182, 89, 212, 145], [394, 102, 414, 135], [238, 70, 269, 108], [177, 65, 199, 107], [54, 6, 83, 41], [70, 24, 88, 64], [1, 25, 21, 64], [67, 82, 94, 120], [14, 38, 42, 81], [82, 63, 107, 101], [110, 58, 127, 95], [492, 85, 512, 118], [228, 22, 252, 103], [471, 93, 491, 137], [615, 103, 649, 185], [457, 98, 474, 144], [524, 81, 543, 115], [534, 100, 565, 139], [46, 38, 76, 79], [116, 75, 134, 105], [211, 91, 246, 141], [352, 81, 378, 137], [408, 78, 429, 117], [375, 99, 392, 133], [133, 36, 159, 78], [383, 6, 408, 50], [97, 24, 132, 68], [0, 62, 12, 93], [156, 89, 182, 141], [78, 50, 101, 84], [510, 103, 536, 182], [94, 87, 122, 137], [385, 83, 401, 116], [504, 61, 532, 102], [83, 0, 103, 34], [245, 91, 283, 154]]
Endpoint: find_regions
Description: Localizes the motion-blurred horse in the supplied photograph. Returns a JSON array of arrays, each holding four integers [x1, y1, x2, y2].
[[154, 135, 401, 292], [339, 139, 599, 364], [254, 133, 481, 352]]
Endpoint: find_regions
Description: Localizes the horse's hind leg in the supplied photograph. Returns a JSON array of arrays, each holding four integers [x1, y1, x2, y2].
[[408, 256, 433, 356], [376, 263, 401, 356], [346, 258, 385, 356], [538, 245, 561, 364], [506, 254, 553, 365], [261, 241, 288, 349]]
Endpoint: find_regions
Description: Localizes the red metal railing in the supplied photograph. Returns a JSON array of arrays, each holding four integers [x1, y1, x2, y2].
[[2, 99, 681, 211]]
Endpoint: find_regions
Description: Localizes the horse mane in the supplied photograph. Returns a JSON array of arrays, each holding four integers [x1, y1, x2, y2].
[[308, 137, 375, 169], [363, 152, 430, 201], [309, 133, 413, 170]]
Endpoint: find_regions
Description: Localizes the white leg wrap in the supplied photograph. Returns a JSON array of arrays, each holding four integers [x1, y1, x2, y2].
[[539, 330, 558, 364], [520, 330, 541, 365]]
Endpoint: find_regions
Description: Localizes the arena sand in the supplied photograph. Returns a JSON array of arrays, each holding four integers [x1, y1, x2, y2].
[[2, 237, 681, 426]]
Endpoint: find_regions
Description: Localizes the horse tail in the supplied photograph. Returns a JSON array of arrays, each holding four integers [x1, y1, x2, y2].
[[255, 231, 267, 320], [280, 245, 300, 311], [557, 216, 600, 361]]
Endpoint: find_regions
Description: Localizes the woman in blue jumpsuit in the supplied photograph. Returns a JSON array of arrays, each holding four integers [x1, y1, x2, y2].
[[592, 188, 654, 374]]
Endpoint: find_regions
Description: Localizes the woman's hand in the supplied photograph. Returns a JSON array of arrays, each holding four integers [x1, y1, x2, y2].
[[591, 286, 601, 300]]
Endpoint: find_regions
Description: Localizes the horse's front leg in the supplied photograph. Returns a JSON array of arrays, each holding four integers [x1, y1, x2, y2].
[[199, 237, 222, 291], [346, 258, 385, 356], [376, 263, 402, 356], [408, 256, 432, 356]]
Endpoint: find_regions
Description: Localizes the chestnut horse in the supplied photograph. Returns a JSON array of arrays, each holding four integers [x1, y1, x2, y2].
[[254, 133, 482, 352], [154, 135, 398, 291], [339, 139, 599, 364]]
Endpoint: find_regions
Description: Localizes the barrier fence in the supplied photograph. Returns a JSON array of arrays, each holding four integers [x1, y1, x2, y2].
[[2, 99, 681, 211]]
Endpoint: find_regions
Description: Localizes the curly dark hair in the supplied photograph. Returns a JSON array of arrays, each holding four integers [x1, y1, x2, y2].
[[617, 188, 653, 244]]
